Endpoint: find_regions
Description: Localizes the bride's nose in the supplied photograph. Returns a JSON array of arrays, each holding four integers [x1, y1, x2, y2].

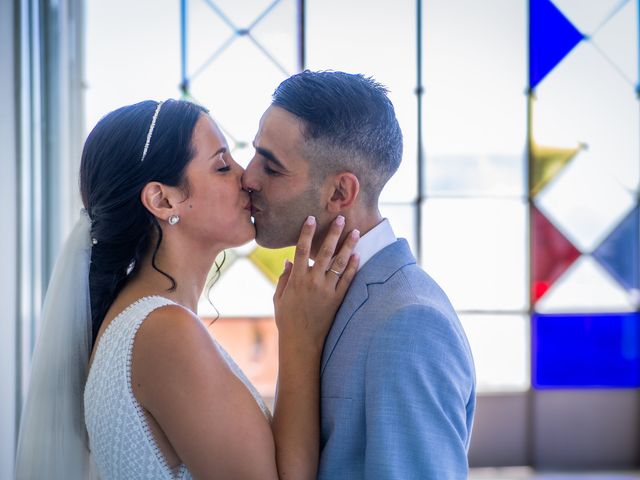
[[235, 163, 245, 185]]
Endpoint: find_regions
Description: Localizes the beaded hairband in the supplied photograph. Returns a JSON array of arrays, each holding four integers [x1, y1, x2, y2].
[[140, 100, 164, 162]]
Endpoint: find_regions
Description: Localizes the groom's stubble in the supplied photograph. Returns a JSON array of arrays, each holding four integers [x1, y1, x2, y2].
[[251, 181, 326, 251]]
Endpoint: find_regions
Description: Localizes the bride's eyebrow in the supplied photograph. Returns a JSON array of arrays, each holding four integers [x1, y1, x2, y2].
[[208, 147, 227, 160]]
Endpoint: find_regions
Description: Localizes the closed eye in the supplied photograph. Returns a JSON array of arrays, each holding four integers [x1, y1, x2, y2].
[[263, 163, 280, 176], [253, 145, 287, 176], [215, 152, 231, 172], [210, 147, 230, 172]]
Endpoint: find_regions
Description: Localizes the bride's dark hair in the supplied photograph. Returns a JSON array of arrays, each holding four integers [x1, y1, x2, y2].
[[80, 99, 207, 346]]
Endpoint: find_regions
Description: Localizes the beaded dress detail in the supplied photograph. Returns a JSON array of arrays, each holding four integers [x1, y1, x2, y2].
[[84, 296, 272, 479]]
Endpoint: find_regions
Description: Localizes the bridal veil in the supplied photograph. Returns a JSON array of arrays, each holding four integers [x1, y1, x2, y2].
[[15, 210, 99, 479]]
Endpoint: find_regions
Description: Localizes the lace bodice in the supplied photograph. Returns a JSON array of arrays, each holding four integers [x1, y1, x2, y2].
[[84, 296, 272, 479]]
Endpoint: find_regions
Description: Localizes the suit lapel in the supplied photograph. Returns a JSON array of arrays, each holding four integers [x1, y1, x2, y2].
[[321, 275, 369, 375], [320, 239, 416, 375]]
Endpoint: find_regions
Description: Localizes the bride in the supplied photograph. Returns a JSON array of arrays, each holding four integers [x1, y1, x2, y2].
[[15, 99, 359, 479]]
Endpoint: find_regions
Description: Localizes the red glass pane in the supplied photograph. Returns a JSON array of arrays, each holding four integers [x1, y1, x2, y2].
[[532, 206, 582, 302]]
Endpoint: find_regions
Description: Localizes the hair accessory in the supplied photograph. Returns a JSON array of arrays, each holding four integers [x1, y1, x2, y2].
[[168, 214, 180, 225], [141, 101, 165, 162]]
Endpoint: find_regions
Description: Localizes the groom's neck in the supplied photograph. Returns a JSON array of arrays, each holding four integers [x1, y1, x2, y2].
[[309, 206, 382, 260]]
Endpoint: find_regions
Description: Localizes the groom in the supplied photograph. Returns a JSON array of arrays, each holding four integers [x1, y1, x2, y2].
[[243, 70, 476, 479]]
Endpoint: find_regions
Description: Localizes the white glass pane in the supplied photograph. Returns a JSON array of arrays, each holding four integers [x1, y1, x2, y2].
[[535, 255, 636, 313], [199, 258, 275, 317], [533, 42, 639, 193], [459, 314, 530, 393], [209, 0, 279, 29], [85, 0, 182, 130], [190, 36, 288, 166], [591, 0, 638, 87], [250, 0, 298, 75], [233, 239, 259, 256], [379, 204, 417, 256], [188, 0, 298, 167], [427, 153, 526, 197], [553, 0, 628, 35], [421, 199, 528, 311], [422, 0, 527, 159], [187, 1, 236, 78], [535, 153, 636, 253], [306, 0, 417, 203]]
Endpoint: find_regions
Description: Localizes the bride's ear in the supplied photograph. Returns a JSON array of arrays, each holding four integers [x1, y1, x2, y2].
[[140, 182, 180, 222]]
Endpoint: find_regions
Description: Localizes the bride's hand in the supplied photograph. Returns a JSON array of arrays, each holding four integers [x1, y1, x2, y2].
[[274, 215, 360, 353]]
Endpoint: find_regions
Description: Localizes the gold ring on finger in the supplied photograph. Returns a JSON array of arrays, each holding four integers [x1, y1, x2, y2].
[[328, 268, 343, 278]]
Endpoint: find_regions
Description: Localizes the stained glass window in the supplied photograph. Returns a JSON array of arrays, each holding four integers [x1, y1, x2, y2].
[[529, 0, 639, 388]]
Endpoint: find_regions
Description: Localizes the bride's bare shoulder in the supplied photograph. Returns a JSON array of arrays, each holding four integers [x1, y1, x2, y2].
[[131, 302, 233, 410], [134, 303, 218, 360]]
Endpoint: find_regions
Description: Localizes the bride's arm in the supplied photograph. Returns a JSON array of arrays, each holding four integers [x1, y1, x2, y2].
[[271, 216, 359, 479], [133, 305, 280, 479], [132, 216, 357, 479]]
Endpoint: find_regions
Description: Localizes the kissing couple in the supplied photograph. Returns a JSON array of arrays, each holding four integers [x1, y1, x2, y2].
[[16, 70, 475, 479]]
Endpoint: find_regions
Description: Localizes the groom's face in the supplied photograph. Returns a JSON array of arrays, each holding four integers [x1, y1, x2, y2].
[[243, 106, 324, 249]]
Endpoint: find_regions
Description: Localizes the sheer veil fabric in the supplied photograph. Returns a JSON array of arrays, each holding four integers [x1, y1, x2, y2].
[[15, 210, 99, 479]]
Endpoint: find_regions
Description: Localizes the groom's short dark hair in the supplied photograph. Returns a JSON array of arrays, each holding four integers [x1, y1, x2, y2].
[[271, 70, 403, 205]]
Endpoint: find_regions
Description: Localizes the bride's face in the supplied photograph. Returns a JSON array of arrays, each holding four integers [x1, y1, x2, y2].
[[178, 114, 255, 249]]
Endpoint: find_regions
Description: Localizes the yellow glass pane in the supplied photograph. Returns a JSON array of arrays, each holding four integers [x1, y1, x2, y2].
[[249, 246, 296, 284], [530, 141, 582, 197]]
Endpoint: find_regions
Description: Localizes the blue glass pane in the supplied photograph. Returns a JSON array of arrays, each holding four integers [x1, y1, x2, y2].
[[593, 205, 640, 292], [533, 312, 640, 388], [529, 0, 584, 89]]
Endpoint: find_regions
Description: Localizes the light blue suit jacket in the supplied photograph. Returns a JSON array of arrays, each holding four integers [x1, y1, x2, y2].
[[318, 239, 476, 479]]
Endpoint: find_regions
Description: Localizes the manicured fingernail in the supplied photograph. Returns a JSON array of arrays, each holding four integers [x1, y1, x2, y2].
[[351, 229, 360, 240], [306, 215, 316, 225], [335, 215, 345, 226], [284, 259, 292, 268]]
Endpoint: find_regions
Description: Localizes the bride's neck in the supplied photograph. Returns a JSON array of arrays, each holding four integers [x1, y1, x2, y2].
[[125, 235, 221, 314]]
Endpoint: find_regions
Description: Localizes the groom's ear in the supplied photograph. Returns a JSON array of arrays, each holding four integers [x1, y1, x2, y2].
[[326, 172, 359, 213]]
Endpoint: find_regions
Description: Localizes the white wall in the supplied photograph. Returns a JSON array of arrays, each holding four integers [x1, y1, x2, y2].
[[0, 0, 19, 476]]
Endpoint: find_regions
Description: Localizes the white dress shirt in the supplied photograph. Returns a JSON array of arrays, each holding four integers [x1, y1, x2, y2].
[[353, 218, 397, 271]]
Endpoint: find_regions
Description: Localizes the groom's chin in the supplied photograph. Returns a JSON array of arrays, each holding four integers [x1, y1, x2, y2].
[[254, 227, 295, 250]]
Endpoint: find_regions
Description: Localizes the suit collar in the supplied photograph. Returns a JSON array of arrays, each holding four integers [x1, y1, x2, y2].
[[320, 239, 416, 374], [355, 238, 416, 286]]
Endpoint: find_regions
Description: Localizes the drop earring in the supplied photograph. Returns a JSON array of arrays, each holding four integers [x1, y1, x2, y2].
[[168, 214, 180, 225]]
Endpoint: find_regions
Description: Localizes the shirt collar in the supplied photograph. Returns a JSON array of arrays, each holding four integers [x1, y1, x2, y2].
[[353, 218, 396, 271]]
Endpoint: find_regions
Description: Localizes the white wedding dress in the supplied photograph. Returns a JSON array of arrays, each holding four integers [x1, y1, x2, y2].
[[84, 295, 272, 480]]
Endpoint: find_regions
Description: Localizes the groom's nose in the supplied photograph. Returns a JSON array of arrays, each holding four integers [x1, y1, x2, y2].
[[242, 158, 260, 192]]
